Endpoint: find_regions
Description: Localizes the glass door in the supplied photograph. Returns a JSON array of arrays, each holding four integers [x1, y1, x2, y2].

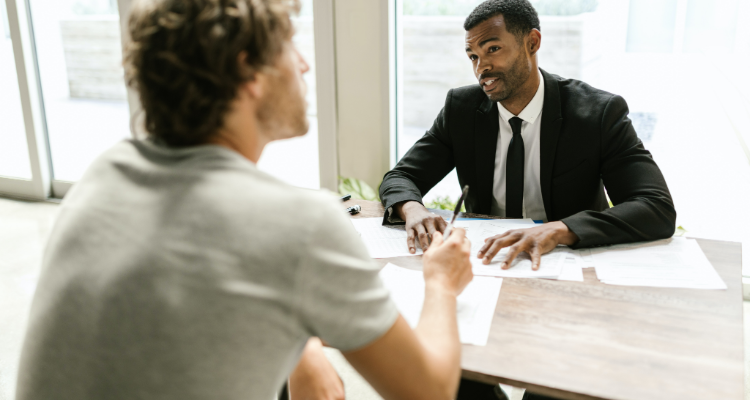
[[0, 0, 51, 199], [28, 0, 130, 196], [0, 0, 32, 180]]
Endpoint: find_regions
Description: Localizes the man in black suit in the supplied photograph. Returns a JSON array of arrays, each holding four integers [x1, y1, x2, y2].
[[380, 0, 676, 273]]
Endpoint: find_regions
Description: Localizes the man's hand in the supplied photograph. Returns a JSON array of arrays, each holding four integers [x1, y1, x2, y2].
[[477, 221, 579, 270], [394, 201, 447, 254], [422, 228, 473, 296], [289, 337, 345, 400]]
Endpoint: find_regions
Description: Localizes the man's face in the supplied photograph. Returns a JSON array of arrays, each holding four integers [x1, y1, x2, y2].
[[465, 15, 532, 102], [257, 41, 310, 140]]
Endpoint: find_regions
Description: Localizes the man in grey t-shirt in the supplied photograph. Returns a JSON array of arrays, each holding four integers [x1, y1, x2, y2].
[[15, 1, 476, 400]]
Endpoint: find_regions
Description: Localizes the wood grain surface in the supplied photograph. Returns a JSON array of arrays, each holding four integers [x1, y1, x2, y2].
[[343, 199, 744, 400]]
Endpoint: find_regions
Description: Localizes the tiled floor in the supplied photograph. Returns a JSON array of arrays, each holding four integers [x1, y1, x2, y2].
[[0, 198, 58, 400], [0, 196, 746, 400]]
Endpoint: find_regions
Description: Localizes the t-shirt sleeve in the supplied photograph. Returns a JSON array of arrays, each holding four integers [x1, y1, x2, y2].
[[295, 196, 399, 352]]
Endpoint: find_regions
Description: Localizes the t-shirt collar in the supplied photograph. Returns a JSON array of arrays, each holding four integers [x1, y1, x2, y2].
[[497, 68, 545, 125]]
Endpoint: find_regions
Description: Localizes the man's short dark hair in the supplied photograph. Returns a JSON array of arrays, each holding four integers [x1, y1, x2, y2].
[[464, 0, 540, 41]]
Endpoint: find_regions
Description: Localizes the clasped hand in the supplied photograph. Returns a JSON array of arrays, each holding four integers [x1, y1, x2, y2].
[[395, 201, 579, 270]]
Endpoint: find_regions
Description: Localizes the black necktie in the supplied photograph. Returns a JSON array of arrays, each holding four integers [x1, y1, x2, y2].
[[506, 117, 524, 218]]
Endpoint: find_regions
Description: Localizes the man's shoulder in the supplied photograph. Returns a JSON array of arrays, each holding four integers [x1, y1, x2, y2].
[[446, 83, 488, 110], [224, 180, 347, 231], [543, 70, 618, 110]]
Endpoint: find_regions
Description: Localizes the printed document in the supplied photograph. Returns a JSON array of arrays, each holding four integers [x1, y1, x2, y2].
[[351, 217, 568, 279], [592, 237, 726, 289], [548, 252, 584, 282], [379, 263, 502, 346], [455, 220, 570, 279], [568, 248, 595, 268], [350, 217, 533, 259], [350, 218, 422, 258], [470, 247, 567, 279]]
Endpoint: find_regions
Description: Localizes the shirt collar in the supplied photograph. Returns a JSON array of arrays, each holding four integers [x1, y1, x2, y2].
[[497, 68, 545, 125]]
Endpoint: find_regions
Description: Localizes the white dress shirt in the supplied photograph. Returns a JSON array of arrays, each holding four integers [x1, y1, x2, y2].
[[490, 69, 548, 221]]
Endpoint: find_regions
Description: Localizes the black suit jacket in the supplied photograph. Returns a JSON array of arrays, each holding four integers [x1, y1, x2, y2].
[[379, 69, 676, 248]]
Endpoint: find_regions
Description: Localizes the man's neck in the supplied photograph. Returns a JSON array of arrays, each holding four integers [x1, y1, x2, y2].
[[209, 96, 271, 164], [499, 68, 540, 116], [210, 131, 268, 164]]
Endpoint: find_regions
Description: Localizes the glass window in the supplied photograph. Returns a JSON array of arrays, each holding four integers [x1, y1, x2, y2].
[[256, 0, 320, 189], [626, 0, 677, 53], [0, 0, 32, 179], [397, 0, 481, 203], [396, 0, 750, 248], [29, 0, 130, 182]]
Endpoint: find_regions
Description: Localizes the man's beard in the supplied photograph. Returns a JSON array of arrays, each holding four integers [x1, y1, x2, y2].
[[483, 51, 531, 102], [257, 74, 309, 140]]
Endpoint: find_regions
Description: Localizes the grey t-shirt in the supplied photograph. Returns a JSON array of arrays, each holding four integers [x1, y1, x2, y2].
[[16, 139, 398, 400]]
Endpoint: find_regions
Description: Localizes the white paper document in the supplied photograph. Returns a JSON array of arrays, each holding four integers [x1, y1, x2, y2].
[[350, 218, 422, 258], [568, 248, 595, 268], [379, 263, 502, 346], [470, 247, 567, 278], [592, 238, 727, 289], [350, 217, 533, 259], [548, 252, 584, 282], [453, 219, 535, 256], [353, 217, 570, 280]]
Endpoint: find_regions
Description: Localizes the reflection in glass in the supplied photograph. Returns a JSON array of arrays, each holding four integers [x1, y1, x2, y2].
[[0, 0, 32, 179], [29, 0, 130, 182]]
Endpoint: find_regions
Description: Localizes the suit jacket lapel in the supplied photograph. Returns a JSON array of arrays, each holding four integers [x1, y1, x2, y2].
[[539, 69, 563, 220], [474, 96, 499, 215]]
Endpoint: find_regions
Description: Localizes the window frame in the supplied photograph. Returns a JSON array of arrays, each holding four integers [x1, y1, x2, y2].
[[0, 0, 51, 200]]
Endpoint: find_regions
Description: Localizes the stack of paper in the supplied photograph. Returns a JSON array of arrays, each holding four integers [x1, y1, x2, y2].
[[592, 237, 727, 289], [378, 263, 502, 346]]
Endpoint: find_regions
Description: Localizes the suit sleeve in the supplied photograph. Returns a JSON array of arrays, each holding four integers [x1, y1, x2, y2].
[[561, 95, 677, 248], [378, 90, 457, 225]]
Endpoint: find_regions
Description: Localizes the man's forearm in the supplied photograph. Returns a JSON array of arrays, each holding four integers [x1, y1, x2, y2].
[[413, 284, 462, 397]]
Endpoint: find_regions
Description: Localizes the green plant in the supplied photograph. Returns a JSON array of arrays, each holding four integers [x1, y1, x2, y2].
[[338, 177, 380, 202], [425, 195, 465, 212], [674, 226, 687, 237]]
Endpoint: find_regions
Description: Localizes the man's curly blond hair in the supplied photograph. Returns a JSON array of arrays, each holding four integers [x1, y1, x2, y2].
[[124, 0, 300, 147]]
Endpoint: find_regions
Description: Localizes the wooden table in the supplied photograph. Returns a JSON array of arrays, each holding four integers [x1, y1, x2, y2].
[[344, 199, 744, 400]]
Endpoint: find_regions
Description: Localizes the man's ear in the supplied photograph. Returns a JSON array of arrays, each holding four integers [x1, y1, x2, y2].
[[237, 51, 264, 99], [527, 29, 541, 56], [241, 77, 264, 100]]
